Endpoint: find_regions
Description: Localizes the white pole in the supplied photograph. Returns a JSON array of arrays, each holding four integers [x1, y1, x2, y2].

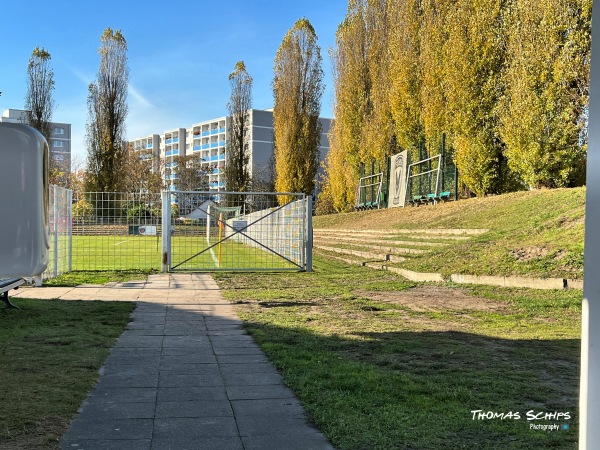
[[306, 195, 313, 272], [580, 2, 599, 447], [53, 186, 59, 278], [161, 192, 171, 273]]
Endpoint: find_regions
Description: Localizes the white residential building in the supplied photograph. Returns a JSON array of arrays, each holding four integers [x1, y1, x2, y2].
[[129, 109, 331, 194], [1, 109, 72, 174]]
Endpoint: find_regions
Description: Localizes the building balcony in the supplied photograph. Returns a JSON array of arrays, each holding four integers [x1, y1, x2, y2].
[[165, 138, 173, 144], [219, 140, 226, 147], [193, 145, 201, 151], [165, 149, 179, 157], [211, 142, 218, 148], [193, 134, 201, 140], [202, 144, 209, 149], [202, 131, 210, 136], [210, 129, 218, 135], [146, 143, 153, 149], [219, 127, 226, 133]]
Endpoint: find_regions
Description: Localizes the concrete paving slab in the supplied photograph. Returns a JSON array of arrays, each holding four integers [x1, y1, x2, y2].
[[63, 439, 151, 450], [155, 400, 233, 418], [150, 436, 243, 450], [59, 273, 333, 450], [62, 418, 154, 440], [158, 373, 224, 388], [153, 417, 239, 439], [226, 384, 297, 400], [222, 371, 284, 386], [75, 402, 156, 421]]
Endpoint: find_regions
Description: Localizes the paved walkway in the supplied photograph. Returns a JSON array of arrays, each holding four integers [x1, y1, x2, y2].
[[14, 274, 333, 450]]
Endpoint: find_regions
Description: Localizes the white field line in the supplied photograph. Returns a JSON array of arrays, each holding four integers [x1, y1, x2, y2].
[[114, 240, 128, 246]]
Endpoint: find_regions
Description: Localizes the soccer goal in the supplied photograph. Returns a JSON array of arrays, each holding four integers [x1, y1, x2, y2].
[[206, 204, 242, 241]]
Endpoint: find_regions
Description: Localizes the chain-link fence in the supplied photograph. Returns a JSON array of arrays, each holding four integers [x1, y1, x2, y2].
[[72, 192, 162, 271], [42, 185, 73, 281]]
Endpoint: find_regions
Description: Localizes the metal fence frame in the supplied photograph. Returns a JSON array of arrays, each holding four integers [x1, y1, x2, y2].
[[41, 185, 73, 282], [162, 191, 312, 272]]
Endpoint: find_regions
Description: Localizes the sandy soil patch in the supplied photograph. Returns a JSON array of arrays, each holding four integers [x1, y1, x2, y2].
[[354, 285, 508, 313]]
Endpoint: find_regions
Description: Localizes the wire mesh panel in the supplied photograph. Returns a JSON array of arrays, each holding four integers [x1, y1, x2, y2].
[[168, 191, 308, 271], [72, 192, 162, 270], [43, 185, 73, 280]]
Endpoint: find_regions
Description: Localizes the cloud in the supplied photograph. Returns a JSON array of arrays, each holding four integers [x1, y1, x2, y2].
[[70, 67, 94, 86], [129, 84, 154, 109]]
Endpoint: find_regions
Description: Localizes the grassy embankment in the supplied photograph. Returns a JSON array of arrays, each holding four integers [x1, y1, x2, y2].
[[314, 187, 585, 280]]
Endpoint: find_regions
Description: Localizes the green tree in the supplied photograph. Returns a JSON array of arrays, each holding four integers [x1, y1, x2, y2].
[[273, 18, 324, 204], [85, 28, 129, 192], [388, 0, 424, 159], [362, 0, 396, 164], [324, 2, 370, 211], [444, 0, 512, 196], [25, 47, 54, 144], [499, 0, 591, 188], [225, 61, 252, 203], [419, 0, 452, 156], [168, 154, 208, 191], [24, 47, 67, 185], [122, 143, 163, 193]]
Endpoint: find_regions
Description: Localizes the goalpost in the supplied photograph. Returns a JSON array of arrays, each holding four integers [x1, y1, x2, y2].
[[206, 204, 242, 241]]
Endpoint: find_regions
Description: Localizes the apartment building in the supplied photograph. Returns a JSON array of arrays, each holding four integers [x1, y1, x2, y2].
[[0, 109, 72, 174], [129, 109, 331, 194]]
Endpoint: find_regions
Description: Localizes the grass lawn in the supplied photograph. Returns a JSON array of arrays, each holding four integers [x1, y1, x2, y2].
[[0, 299, 134, 449], [215, 255, 580, 449], [69, 234, 301, 271]]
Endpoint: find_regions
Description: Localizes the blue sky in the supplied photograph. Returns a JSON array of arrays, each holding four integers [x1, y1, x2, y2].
[[1, 0, 348, 166]]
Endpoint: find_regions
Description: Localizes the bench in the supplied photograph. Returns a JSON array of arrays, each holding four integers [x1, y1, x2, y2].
[[0, 278, 25, 309]]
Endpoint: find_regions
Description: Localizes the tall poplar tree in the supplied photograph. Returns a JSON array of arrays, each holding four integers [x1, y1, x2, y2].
[[25, 47, 54, 144], [420, 0, 451, 154], [25, 47, 66, 185], [388, 0, 423, 158], [499, 0, 591, 188], [363, 0, 396, 164], [444, 0, 510, 196], [273, 18, 324, 204], [85, 28, 129, 193], [225, 61, 252, 204], [324, 2, 369, 211]]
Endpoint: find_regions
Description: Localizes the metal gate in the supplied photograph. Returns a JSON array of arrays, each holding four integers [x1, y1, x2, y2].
[[161, 191, 312, 272]]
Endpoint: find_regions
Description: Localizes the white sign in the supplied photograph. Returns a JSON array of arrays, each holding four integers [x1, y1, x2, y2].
[[139, 226, 157, 236], [232, 220, 248, 231], [388, 150, 408, 208]]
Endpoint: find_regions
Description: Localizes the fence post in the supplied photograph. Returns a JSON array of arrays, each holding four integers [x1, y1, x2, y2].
[[161, 192, 171, 273], [68, 189, 73, 272], [53, 186, 59, 278], [306, 195, 313, 272]]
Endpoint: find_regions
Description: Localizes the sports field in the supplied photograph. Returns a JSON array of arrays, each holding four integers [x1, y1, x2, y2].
[[69, 234, 303, 271]]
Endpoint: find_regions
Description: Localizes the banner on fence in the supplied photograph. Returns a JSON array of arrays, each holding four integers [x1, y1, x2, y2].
[[388, 150, 408, 208]]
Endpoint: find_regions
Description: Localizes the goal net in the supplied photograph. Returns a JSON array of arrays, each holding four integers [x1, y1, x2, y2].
[[206, 204, 242, 241]]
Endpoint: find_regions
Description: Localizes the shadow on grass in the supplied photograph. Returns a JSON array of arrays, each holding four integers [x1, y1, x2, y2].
[[242, 321, 579, 450]]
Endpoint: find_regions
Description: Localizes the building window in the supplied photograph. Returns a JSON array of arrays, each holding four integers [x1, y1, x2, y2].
[[53, 141, 64, 148], [53, 127, 64, 135]]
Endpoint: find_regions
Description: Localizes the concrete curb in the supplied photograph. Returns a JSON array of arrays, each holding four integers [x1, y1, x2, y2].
[[316, 251, 583, 290], [313, 238, 427, 255], [314, 244, 406, 263], [317, 228, 489, 236]]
